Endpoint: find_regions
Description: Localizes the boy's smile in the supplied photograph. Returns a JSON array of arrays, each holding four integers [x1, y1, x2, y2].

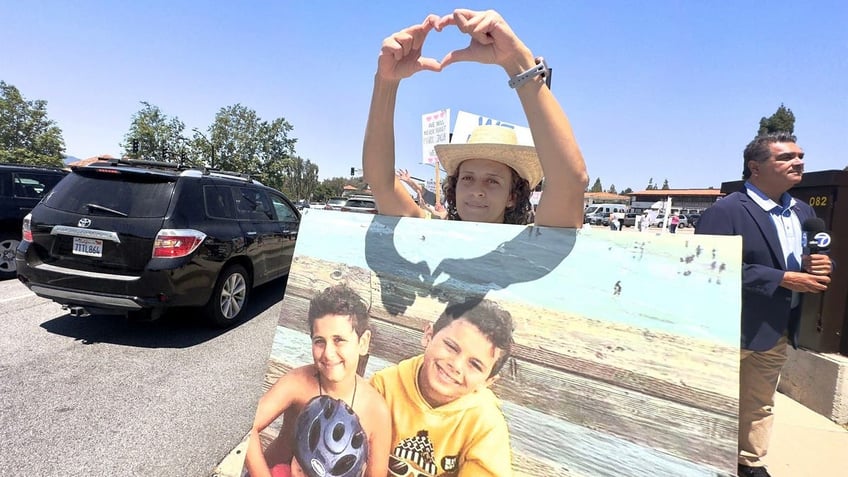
[[418, 318, 501, 407], [311, 314, 368, 384]]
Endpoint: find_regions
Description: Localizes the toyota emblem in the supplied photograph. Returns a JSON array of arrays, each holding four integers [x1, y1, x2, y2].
[[78, 218, 92, 228]]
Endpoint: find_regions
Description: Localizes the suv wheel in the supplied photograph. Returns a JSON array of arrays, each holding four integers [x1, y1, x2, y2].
[[205, 264, 251, 327], [0, 232, 20, 279]]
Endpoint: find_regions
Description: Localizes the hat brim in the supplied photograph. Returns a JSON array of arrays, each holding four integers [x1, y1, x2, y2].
[[435, 143, 542, 189]]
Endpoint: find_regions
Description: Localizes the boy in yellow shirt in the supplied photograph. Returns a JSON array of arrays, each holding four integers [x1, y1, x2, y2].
[[370, 297, 515, 476]]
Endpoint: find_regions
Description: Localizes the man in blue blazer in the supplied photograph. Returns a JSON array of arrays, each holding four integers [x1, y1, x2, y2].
[[696, 132, 832, 477]]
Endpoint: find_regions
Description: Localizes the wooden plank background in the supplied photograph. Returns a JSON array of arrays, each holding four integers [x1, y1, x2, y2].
[[247, 210, 742, 477]]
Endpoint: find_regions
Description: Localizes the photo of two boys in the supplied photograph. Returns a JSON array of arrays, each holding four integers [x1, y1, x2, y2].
[[237, 210, 742, 477]]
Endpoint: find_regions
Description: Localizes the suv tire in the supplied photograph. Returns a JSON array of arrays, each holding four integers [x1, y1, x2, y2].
[[205, 264, 251, 327], [0, 232, 19, 279]]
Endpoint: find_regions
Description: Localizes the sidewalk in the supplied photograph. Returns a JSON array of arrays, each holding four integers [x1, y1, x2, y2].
[[767, 391, 848, 476]]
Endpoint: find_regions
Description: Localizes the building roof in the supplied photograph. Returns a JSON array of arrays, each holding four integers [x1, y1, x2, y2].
[[67, 155, 116, 167], [626, 188, 723, 197], [584, 192, 630, 200]]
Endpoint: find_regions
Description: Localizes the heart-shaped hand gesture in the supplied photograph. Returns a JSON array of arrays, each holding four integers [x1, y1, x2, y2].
[[377, 9, 534, 82], [377, 14, 443, 81], [436, 9, 532, 74]]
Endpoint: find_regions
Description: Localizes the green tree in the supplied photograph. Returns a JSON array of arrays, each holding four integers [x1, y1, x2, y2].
[[590, 177, 603, 192], [758, 103, 795, 135], [622, 187, 633, 194], [123, 102, 187, 162], [661, 179, 670, 190], [0, 81, 65, 166], [607, 184, 617, 194], [315, 177, 350, 201], [206, 104, 297, 179], [646, 178, 654, 190], [273, 155, 319, 201]]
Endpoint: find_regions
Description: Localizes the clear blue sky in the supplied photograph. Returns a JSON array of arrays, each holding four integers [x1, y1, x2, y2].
[[3, 1, 846, 192]]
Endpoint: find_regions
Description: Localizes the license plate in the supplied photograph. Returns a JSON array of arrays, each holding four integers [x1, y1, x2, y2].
[[72, 237, 103, 257]]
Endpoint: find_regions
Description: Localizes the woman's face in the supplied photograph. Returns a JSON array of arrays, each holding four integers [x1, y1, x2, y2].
[[454, 159, 515, 224]]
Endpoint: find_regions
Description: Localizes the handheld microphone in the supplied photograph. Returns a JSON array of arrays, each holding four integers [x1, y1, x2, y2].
[[802, 217, 831, 255]]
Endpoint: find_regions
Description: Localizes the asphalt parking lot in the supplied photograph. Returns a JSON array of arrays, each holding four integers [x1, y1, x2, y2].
[[0, 277, 285, 476]]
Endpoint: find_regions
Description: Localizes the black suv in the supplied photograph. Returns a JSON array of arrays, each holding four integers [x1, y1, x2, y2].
[[0, 163, 68, 279], [16, 159, 300, 326]]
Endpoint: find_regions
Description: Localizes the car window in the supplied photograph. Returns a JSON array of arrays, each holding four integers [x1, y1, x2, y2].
[[269, 194, 298, 222], [234, 187, 274, 221], [42, 172, 174, 217], [204, 185, 236, 219], [13, 172, 63, 199], [345, 199, 374, 208]]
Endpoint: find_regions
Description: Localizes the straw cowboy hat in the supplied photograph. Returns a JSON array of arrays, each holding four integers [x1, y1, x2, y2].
[[435, 125, 543, 189]]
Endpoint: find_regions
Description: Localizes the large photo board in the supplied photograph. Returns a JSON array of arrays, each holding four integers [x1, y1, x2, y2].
[[242, 210, 742, 476]]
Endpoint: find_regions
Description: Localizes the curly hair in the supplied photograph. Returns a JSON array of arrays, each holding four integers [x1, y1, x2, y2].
[[307, 284, 370, 337], [432, 296, 515, 378], [442, 162, 532, 224]]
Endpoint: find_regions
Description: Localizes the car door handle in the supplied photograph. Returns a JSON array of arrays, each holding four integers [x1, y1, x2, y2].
[[246, 231, 257, 236]]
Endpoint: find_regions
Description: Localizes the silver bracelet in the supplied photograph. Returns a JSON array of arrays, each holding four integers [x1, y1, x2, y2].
[[508, 57, 549, 89]]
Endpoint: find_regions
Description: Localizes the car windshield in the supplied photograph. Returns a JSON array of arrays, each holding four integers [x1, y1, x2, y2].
[[327, 198, 346, 206], [345, 199, 374, 208], [43, 170, 175, 218]]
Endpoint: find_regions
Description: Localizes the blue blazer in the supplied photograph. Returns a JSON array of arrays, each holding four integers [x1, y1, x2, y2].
[[695, 188, 816, 351]]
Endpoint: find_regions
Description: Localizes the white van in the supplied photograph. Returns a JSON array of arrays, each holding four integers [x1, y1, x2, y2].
[[583, 203, 628, 225]]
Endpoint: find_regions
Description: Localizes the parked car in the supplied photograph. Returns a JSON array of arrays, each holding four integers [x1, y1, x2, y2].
[[687, 213, 701, 228], [583, 204, 627, 226], [340, 195, 378, 214], [324, 197, 347, 210], [622, 212, 639, 228], [652, 214, 688, 228], [15, 158, 300, 327], [0, 163, 68, 279]]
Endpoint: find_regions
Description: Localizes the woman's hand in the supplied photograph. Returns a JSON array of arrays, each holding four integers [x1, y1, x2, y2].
[[377, 15, 443, 81], [436, 9, 533, 74]]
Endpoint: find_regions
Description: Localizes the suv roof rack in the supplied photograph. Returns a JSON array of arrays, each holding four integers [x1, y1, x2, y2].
[[83, 158, 261, 184], [201, 167, 256, 183], [96, 158, 183, 170]]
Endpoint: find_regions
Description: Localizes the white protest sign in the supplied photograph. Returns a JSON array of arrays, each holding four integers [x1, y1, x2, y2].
[[421, 109, 450, 165], [530, 191, 542, 206], [452, 111, 534, 146]]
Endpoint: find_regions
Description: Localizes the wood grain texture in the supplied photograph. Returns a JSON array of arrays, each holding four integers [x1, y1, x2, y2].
[[252, 211, 741, 476]]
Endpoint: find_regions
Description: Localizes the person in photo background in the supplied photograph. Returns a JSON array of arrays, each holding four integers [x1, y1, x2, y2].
[[363, 8, 588, 228], [669, 213, 680, 233], [396, 168, 447, 219]]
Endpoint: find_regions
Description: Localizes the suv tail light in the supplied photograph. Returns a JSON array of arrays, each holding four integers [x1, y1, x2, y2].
[[22, 213, 32, 242], [152, 229, 207, 258]]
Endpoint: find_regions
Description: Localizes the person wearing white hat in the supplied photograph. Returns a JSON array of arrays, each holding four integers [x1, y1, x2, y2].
[[363, 8, 588, 228]]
